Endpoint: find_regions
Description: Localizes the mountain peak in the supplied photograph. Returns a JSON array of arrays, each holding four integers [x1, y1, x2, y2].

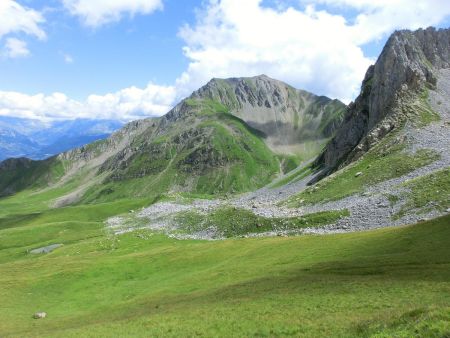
[[315, 27, 450, 174], [206, 74, 279, 88]]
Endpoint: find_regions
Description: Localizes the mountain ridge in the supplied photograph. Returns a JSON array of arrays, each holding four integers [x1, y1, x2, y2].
[[0, 75, 345, 202], [314, 27, 450, 175]]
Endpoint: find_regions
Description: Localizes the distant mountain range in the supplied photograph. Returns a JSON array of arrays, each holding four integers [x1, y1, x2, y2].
[[0, 117, 124, 161]]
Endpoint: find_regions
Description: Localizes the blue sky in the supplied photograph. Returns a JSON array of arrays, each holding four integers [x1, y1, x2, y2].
[[1, 0, 450, 121], [1, 0, 195, 98]]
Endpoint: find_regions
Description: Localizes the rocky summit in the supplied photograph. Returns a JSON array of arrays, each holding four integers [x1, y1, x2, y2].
[[192, 75, 346, 155], [315, 27, 450, 174]]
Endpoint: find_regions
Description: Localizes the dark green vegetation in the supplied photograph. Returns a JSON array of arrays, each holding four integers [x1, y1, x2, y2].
[[287, 132, 440, 206], [174, 207, 349, 237], [394, 167, 450, 219], [0, 157, 64, 197], [0, 186, 449, 337]]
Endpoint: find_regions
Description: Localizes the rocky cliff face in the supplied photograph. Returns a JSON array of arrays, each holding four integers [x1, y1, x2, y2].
[[315, 27, 450, 173]]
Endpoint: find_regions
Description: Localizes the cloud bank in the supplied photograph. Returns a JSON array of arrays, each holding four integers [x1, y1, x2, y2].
[[0, 84, 176, 121]]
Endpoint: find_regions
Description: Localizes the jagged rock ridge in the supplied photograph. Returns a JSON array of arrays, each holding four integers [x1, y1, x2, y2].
[[315, 27, 450, 173]]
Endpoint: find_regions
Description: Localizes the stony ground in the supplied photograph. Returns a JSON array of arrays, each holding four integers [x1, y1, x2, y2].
[[107, 70, 450, 239]]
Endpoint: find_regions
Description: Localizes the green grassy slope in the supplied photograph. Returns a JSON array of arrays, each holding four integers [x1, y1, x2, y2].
[[0, 99, 282, 204], [0, 188, 448, 337], [286, 131, 440, 206], [394, 167, 450, 219], [80, 99, 281, 202]]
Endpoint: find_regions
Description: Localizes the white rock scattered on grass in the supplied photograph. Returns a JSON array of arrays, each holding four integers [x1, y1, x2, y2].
[[33, 312, 47, 319], [355, 172, 363, 177]]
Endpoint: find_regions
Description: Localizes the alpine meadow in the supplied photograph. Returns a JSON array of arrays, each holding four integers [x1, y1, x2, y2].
[[0, 1, 449, 337]]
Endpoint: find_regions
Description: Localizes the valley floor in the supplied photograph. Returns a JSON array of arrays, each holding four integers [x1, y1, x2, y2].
[[0, 193, 449, 337]]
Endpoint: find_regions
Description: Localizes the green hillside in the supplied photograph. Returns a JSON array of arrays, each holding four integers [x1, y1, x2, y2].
[[0, 188, 448, 337], [81, 99, 281, 202], [0, 157, 65, 198]]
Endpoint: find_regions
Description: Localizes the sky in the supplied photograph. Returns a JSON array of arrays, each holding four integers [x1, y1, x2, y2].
[[0, 0, 450, 121]]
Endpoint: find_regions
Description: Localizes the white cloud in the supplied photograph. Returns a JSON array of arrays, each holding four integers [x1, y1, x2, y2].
[[175, 0, 370, 102], [63, 53, 74, 64], [176, 0, 450, 103], [0, 0, 46, 39], [3, 38, 30, 58], [62, 0, 164, 27], [0, 1, 45, 60], [311, 0, 450, 44], [0, 83, 176, 121], [1, 0, 450, 121]]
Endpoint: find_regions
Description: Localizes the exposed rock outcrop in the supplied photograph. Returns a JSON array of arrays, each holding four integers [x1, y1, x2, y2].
[[191, 75, 346, 154], [315, 27, 450, 174]]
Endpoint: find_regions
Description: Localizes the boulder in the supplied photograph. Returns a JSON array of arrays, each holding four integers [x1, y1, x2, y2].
[[33, 312, 47, 319]]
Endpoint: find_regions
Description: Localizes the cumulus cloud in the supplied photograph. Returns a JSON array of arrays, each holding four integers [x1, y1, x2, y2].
[[0, 83, 176, 121], [3, 38, 30, 58], [62, 0, 164, 27], [177, 0, 370, 102], [175, 0, 450, 103], [0, 1, 45, 60], [0, 0, 46, 39]]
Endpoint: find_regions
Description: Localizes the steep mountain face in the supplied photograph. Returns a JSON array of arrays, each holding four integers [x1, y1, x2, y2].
[[0, 117, 123, 161], [0, 75, 345, 203], [315, 27, 450, 173], [192, 75, 346, 156]]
